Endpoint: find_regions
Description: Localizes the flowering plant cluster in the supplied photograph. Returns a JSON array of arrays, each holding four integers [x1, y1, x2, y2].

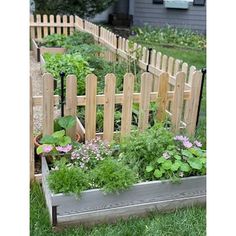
[[71, 137, 112, 170], [145, 135, 206, 180]]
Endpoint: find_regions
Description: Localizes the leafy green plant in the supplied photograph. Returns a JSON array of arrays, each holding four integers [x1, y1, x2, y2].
[[40, 34, 67, 47], [90, 158, 136, 193], [64, 31, 94, 48], [43, 52, 93, 95], [36, 115, 76, 155], [119, 123, 206, 181], [47, 158, 89, 195]]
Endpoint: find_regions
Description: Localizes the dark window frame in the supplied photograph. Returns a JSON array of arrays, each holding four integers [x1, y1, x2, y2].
[[153, 0, 164, 4], [193, 0, 206, 6]]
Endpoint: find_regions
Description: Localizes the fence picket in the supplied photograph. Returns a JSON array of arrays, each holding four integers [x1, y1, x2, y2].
[[174, 59, 181, 75], [103, 74, 116, 141], [121, 73, 134, 137], [171, 72, 185, 133], [42, 73, 54, 135], [49, 15, 55, 34], [182, 62, 189, 78], [36, 14, 42, 40], [43, 15, 48, 37], [156, 72, 169, 122], [30, 15, 35, 39], [63, 15, 68, 35], [65, 75, 77, 140], [85, 74, 97, 140], [138, 73, 153, 131], [185, 71, 202, 135], [161, 55, 168, 72], [167, 57, 174, 75], [69, 15, 74, 35], [56, 15, 61, 34]]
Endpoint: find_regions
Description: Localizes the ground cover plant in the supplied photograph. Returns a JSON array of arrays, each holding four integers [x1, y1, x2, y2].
[[30, 181, 206, 236]]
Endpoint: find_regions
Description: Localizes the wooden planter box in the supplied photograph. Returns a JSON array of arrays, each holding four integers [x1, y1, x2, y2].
[[42, 156, 206, 227], [31, 39, 66, 62]]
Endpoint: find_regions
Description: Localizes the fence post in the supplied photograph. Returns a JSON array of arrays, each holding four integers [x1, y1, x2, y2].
[[171, 72, 185, 133], [30, 77, 34, 182], [138, 72, 153, 131], [103, 74, 116, 141], [42, 73, 54, 136], [65, 75, 77, 140]]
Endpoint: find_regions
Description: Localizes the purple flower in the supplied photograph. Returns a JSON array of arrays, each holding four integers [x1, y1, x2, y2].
[[56, 144, 72, 153], [43, 145, 53, 153], [163, 152, 170, 159], [183, 140, 193, 149], [174, 135, 189, 142], [194, 140, 202, 148]]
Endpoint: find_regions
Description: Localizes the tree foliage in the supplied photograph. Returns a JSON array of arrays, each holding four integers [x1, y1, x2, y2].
[[34, 0, 117, 18]]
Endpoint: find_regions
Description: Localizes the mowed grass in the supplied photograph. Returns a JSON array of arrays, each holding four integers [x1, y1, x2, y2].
[[30, 181, 206, 236]]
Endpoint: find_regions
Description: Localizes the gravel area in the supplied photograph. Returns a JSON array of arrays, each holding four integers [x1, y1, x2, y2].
[[30, 51, 60, 134]]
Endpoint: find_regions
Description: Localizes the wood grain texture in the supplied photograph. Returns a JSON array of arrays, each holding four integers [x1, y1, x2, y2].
[[171, 72, 185, 133], [49, 15, 55, 34], [161, 55, 168, 72], [42, 73, 54, 135], [121, 73, 135, 137], [138, 72, 153, 131], [103, 74, 116, 141], [56, 15, 61, 34], [43, 15, 48, 37], [30, 15, 35, 39], [36, 14, 42, 40], [157, 72, 169, 122], [69, 15, 74, 35], [65, 75, 77, 140], [63, 15, 68, 35], [85, 74, 97, 140], [167, 57, 174, 75], [185, 71, 202, 135]]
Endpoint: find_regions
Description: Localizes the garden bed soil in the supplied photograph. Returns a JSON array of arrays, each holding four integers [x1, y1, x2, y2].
[[31, 39, 66, 62], [42, 156, 206, 227]]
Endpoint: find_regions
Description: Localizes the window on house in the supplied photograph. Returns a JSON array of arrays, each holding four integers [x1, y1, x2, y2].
[[153, 0, 164, 4], [193, 0, 206, 6]]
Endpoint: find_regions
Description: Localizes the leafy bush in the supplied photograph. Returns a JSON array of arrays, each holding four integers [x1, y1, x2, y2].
[[119, 123, 206, 181], [34, 0, 117, 18], [130, 25, 206, 50], [40, 34, 67, 47], [64, 31, 94, 48], [47, 158, 89, 195], [43, 53, 92, 95], [90, 158, 136, 193]]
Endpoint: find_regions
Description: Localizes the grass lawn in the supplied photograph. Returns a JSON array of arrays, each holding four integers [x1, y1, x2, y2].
[[30, 181, 206, 236]]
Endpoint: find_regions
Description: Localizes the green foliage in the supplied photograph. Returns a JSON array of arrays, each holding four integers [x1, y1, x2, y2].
[[57, 115, 76, 130], [90, 158, 136, 193], [47, 158, 89, 195], [34, 0, 117, 18], [119, 123, 206, 181], [43, 52, 92, 95], [40, 34, 67, 47], [64, 31, 94, 48], [130, 25, 206, 50]]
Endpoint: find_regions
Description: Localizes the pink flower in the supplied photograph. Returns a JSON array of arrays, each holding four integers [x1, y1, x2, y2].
[[174, 135, 189, 142], [183, 140, 193, 148], [56, 144, 72, 153], [194, 140, 202, 148], [43, 145, 53, 153]]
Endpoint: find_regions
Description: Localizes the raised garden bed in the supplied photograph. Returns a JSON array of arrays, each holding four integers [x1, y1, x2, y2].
[[42, 155, 206, 227], [31, 38, 66, 62]]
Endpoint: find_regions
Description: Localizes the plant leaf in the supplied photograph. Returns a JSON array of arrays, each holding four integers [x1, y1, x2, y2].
[[171, 161, 181, 171], [180, 163, 191, 172], [161, 160, 172, 170], [52, 130, 65, 139], [146, 165, 154, 173], [181, 150, 194, 158], [36, 145, 43, 155], [187, 157, 202, 170], [40, 135, 57, 144], [154, 169, 163, 178], [157, 156, 166, 164], [58, 115, 76, 129], [58, 136, 72, 146]]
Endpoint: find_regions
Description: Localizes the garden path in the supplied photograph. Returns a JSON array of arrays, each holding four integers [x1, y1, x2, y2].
[[30, 51, 60, 134]]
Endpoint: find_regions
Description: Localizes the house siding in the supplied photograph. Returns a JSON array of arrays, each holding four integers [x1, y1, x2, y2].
[[132, 0, 206, 33]]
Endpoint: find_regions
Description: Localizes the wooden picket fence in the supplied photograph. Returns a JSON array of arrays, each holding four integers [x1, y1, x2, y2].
[[32, 71, 202, 141]]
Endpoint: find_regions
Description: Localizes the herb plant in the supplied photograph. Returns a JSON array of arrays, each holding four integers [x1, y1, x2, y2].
[[90, 158, 136, 193], [47, 158, 89, 196], [40, 34, 67, 47]]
